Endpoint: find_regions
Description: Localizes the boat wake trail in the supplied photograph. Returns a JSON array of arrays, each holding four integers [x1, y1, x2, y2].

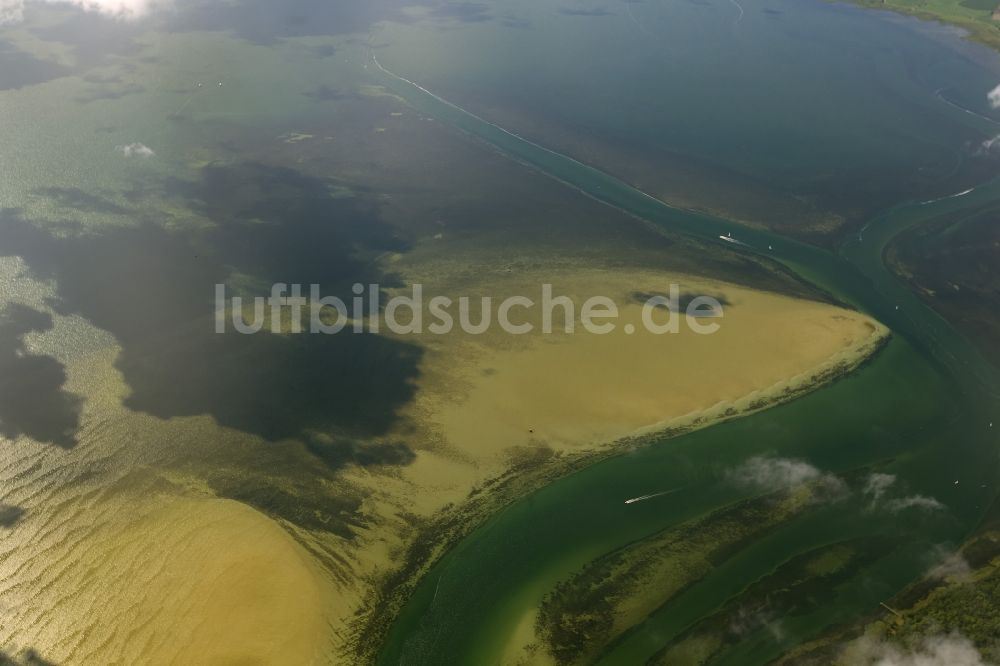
[[624, 488, 682, 505], [729, 0, 745, 25], [170, 93, 196, 118], [368, 48, 674, 218], [856, 186, 976, 242], [626, 1, 652, 36], [934, 87, 1000, 127], [919, 187, 975, 206]]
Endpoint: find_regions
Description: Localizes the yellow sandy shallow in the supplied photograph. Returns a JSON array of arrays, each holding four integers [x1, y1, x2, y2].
[[365, 264, 888, 516], [0, 493, 334, 665], [0, 261, 887, 665]]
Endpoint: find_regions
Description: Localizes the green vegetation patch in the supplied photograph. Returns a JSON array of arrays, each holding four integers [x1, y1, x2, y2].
[[846, 0, 1000, 53], [534, 487, 822, 665], [648, 536, 899, 666]]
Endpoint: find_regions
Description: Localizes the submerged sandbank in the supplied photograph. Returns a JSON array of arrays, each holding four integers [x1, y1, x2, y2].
[[0, 491, 336, 665], [347, 256, 890, 659]]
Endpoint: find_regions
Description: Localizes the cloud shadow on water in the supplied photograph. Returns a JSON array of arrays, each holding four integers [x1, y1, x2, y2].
[[32, 188, 128, 216], [2, 163, 422, 470], [631, 290, 733, 312], [0, 505, 26, 528], [302, 85, 353, 102], [0, 648, 58, 666], [29, 10, 145, 66], [75, 82, 145, 104], [0, 304, 82, 449], [0, 40, 71, 91]]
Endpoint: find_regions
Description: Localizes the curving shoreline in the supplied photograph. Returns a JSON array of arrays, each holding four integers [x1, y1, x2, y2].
[[362, 39, 1000, 663], [352, 320, 891, 663], [843, 0, 1000, 54]]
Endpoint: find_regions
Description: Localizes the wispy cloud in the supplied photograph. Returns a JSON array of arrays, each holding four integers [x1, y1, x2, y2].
[[115, 142, 154, 158], [728, 605, 785, 642], [884, 495, 945, 514], [0, 0, 168, 25], [976, 85, 1000, 153], [989, 84, 1000, 110], [978, 135, 1000, 156], [727, 455, 847, 499], [862, 473, 945, 514], [926, 547, 972, 583], [845, 632, 988, 665], [0, 0, 24, 25], [864, 472, 897, 506]]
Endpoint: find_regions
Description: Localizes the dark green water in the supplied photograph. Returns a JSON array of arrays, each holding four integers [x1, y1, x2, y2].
[[376, 0, 1000, 225], [370, 1, 1000, 664]]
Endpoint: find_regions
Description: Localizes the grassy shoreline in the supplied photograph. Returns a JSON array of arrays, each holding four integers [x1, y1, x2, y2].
[[845, 0, 1000, 53], [774, 503, 1000, 665], [535, 486, 824, 665]]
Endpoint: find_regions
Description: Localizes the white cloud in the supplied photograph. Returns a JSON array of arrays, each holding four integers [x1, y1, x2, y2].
[[989, 84, 1000, 110], [0, 0, 24, 25], [865, 473, 897, 506], [847, 633, 989, 666], [979, 85, 1000, 152], [979, 135, 1000, 155], [0, 0, 168, 25], [862, 473, 945, 514], [729, 456, 821, 487], [51, 0, 168, 19], [884, 495, 945, 514], [116, 142, 155, 158], [926, 548, 972, 583], [727, 455, 846, 498]]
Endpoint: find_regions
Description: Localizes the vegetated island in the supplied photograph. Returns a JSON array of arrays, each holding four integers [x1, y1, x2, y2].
[[847, 0, 1000, 53]]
